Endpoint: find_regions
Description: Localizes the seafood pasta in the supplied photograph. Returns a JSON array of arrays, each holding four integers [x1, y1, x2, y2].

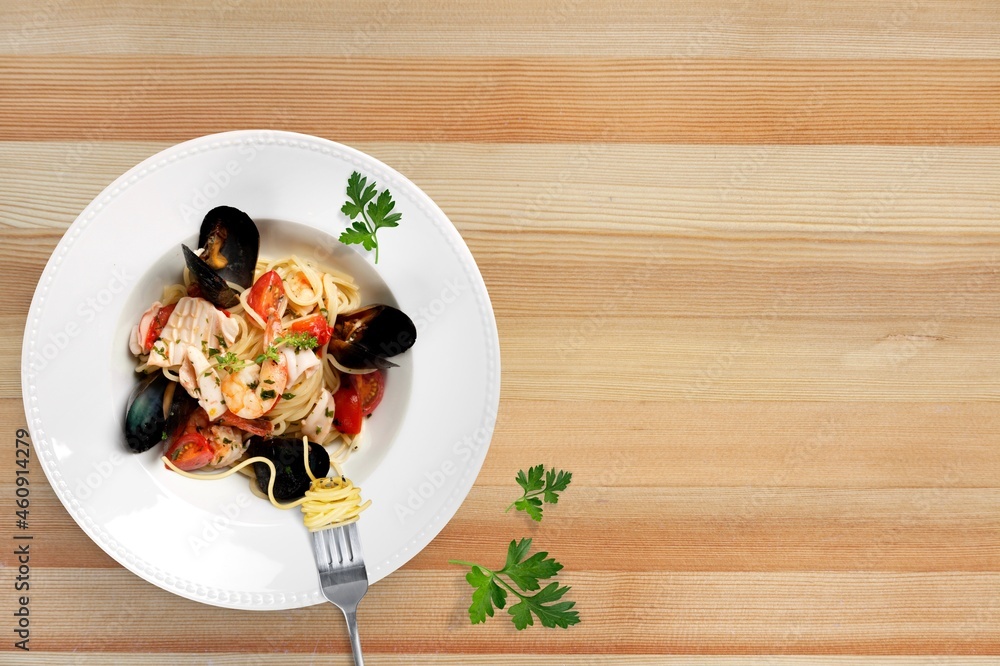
[[123, 206, 415, 529]]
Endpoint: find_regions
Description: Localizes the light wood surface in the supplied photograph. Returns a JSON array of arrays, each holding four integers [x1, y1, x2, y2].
[[1, 1, 999, 663]]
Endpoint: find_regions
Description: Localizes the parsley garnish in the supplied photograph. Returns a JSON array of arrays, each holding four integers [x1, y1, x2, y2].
[[281, 392, 295, 400], [275, 332, 318, 351], [215, 334, 227, 349], [338, 171, 402, 263], [152, 344, 168, 359], [506, 465, 572, 522], [212, 351, 246, 373], [260, 389, 276, 400], [449, 538, 579, 630], [254, 346, 281, 364]]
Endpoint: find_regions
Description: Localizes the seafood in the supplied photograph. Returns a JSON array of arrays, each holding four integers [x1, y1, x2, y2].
[[123, 373, 195, 453], [221, 272, 290, 419], [177, 346, 225, 420], [183, 206, 259, 308], [163, 407, 247, 471], [327, 304, 416, 371], [301, 388, 336, 442], [145, 296, 238, 368], [245, 436, 331, 500]]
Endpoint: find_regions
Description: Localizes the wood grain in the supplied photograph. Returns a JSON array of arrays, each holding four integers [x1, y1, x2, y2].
[[1, 57, 999, 143], [1, 0, 999, 662]]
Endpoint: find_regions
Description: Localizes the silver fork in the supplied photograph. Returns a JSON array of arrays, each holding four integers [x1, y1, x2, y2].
[[310, 522, 369, 665]]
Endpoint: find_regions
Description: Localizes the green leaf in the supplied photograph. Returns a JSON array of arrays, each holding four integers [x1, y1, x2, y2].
[[504, 550, 563, 592], [504, 538, 533, 570], [508, 582, 580, 630], [337, 171, 403, 263], [543, 469, 572, 504], [514, 496, 543, 522], [466, 566, 506, 624], [450, 541, 579, 630], [516, 465, 545, 493], [510, 465, 572, 520]]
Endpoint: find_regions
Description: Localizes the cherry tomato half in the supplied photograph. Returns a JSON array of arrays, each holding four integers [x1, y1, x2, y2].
[[332, 385, 362, 435], [289, 313, 333, 346], [246, 271, 285, 320], [143, 303, 176, 353], [350, 369, 385, 417], [164, 432, 213, 471]]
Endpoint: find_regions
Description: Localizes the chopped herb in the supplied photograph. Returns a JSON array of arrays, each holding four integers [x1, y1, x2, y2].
[[316, 426, 322, 435], [215, 334, 227, 349], [222, 437, 232, 445], [255, 346, 281, 364], [207, 347, 221, 358], [263, 379, 275, 385], [324, 408, 334, 418], [160, 431, 168, 441], [152, 345, 168, 359], [260, 389, 277, 400], [273, 332, 318, 351], [203, 370, 212, 377], [281, 392, 295, 400], [212, 351, 246, 373], [248, 380, 259, 390]]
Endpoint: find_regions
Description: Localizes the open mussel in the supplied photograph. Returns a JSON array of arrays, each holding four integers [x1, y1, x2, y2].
[[123, 373, 196, 453], [182, 206, 259, 308], [245, 437, 330, 501], [327, 304, 416, 371]]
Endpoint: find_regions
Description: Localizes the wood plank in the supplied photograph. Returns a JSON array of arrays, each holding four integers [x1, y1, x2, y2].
[[4, 656, 998, 665], [6, 480, 999, 573], [1, 58, 998, 143], [1, 0, 998, 59], [8, 568, 1000, 654]]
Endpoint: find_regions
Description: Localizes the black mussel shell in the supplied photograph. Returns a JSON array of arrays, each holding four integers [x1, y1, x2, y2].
[[245, 437, 330, 501], [328, 305, 417, 371], [183, 245, 241, 308], [123, 374, 195, 453], [183, 206, 260, 309], [197, 206, 259, 288]]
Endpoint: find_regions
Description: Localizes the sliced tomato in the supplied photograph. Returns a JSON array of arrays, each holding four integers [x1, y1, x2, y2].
[[164, 432, 213, 471], [246, 271, 285, 319], [332, 385, 363, 435], [350, 369, 385, 417], [289, 314, 333, 346], [217, 411, 273, 437], [143, 303, 176, 353]]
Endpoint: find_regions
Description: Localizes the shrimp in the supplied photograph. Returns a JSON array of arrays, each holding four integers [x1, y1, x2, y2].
[[222, 272, 290, 419]]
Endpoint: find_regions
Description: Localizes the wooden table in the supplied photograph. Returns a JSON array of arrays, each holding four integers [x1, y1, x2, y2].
[[2, 1, 999, 663]]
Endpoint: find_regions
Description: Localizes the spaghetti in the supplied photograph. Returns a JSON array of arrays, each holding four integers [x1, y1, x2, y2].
[[161, 438, 370, 531]]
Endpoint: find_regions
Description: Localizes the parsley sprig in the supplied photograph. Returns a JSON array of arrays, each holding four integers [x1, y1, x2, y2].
[[338, 171, 402, 263], [253, 332, 318, 364], [506, 465, 572, 522], [212, 351, 246, 373], [449, 538, 580, 630]]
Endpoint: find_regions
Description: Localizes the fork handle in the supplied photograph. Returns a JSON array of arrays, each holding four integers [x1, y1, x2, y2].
[[342, 607, 364, 666]]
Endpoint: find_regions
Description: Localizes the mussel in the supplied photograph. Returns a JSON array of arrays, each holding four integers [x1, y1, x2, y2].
[[245, 437, 331, 501], [327, 304, 417, 371], [182, 206, 259, 308], [123, 373, 196, 453]]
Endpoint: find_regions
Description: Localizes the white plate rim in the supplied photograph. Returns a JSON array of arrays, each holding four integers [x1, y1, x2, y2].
[[20, 130, 501, 609]]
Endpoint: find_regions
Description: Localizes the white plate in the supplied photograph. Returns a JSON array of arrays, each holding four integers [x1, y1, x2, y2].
[[21, 130, 500, 609]]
